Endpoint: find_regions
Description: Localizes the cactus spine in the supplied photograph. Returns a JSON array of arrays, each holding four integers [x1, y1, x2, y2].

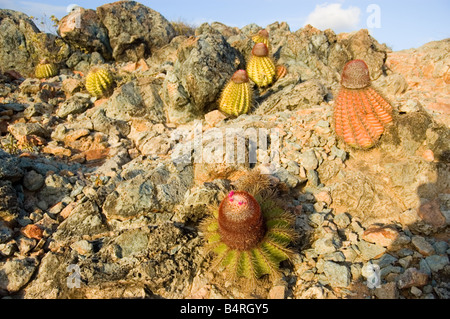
[[333, 59, 393, 149], [247, 43, 276, 88], [201, 173, 296, 283], [85, 66, 114, 98], [35, 58, 58, 79], [219, 70, 252, 117]]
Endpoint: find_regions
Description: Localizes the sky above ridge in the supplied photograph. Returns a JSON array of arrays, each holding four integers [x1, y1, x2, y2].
[[0, 0, 449, 51]]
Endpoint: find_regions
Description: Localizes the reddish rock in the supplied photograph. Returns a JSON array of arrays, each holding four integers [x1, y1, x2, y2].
[[42, 144, 72, 157], [121, 59, 149, 72], [94, 98, 108, 107], [17, 134, 46, 150], [59, 202, 77, 219], [62, 78, 83, 96], [21, 224, 44, 240], [204, 110, 227, 127], [362, 225, 400, 247], [418, 199, 446, 228], [84, 148, 109, 162], [315, 191, 332, 206], [397, 268, 429, 289], [421, 149, 435, 162], [63, 128, 90, 144], [374, 282, 399, 299], [58, 7, 112, 60]]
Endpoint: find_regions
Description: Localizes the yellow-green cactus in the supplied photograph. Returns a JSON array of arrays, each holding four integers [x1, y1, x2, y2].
[[218, 70, 252, 117], [35, 59, 58, 79], [247, 43, 276, 88], [85, 66, 114, 98], [201, 172, 296, 283], [252, 29, 271, 53]]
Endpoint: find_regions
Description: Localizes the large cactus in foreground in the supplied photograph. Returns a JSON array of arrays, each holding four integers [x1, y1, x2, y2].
[[85, 66, 114, 98], [35, 58, 58, 79], [218, 70, 252, 117], [246, 43, 276, 88], [201, 172, 296, 284], [333, 59, 393, 149]]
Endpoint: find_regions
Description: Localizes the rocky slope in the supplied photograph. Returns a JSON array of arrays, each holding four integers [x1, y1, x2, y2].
[[0, 1, 449, 299]]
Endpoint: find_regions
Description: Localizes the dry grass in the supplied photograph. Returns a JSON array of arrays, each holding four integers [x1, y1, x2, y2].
[[171, 19, 197, 37]]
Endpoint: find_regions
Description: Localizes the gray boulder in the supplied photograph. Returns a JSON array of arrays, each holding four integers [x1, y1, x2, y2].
[[0, 150, 24, 182], [103, 159, 193, 221], [58, 8, 112, 60], [104, 79, 166, 123], [0, 9, 70, 76], [0, 10, 40, 76], [0, 257, 39, 293], [96, 1, 176, 62], [56, 92, 92, 119], [162, 34, 243, 123]]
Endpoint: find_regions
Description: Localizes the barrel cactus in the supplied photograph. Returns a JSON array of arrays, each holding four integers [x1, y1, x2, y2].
[[201, 172, 296, 284], [333, 59, 393, 149], [218, 70, 252, 117], [85, 66, 115, 98], [35, 58, 58, 79], [246, 43, 276, 88], [252, 29, 271, 53]]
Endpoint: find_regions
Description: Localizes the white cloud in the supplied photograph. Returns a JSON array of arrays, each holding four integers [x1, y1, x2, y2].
[[304, 3, 361, 32]]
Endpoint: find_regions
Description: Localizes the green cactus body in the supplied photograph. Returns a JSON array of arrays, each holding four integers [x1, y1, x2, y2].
[[35, 59, 58, 79], [85, 67, 114, 98], [219, 70, 252, 117], [247, 43, 276, 88], [201, 189, 296, 282]]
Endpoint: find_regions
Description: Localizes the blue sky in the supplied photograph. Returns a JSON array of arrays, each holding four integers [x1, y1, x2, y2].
[[1, 0, 449, 51]]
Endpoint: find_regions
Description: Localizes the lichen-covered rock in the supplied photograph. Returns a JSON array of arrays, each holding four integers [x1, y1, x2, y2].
[[0, 9, 41, 76], [103, 80, 165, 123], [8, 122, 49, 140], [256, 79, 327, 114], [56, 92, 92, 119], [162, 34, 243, 123], [52, 200, 108, 245], [96, 1, 176, 62], [0, 9, 70, 76], [0, 150, 24, 182], [0, 180, 20, 223], [272, 24, 387, 90], [0, 257, 39, 293], [58, 7, 112, 60], [337, 29, 388, 81], [103, 159, 193, 221]]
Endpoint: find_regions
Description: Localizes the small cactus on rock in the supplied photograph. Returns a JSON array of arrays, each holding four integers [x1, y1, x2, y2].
[[85, 66, 115, 98], [35, 58, 58, 79], [247, 43, 276, 88], [218, 70, 252, 117], [201, 172, 296, 284], [333, 59, 393, 149]]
